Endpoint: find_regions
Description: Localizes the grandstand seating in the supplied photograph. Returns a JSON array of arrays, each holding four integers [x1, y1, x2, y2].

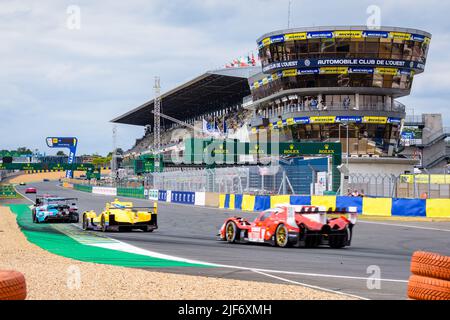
[[125, 106, 254, 157]]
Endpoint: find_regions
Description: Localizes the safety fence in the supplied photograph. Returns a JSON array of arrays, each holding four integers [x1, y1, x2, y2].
[[66, 183, 450, 218], [349, 173, 450, 199]]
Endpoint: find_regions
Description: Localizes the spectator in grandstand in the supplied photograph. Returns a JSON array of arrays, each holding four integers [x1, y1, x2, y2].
[[343, 96, 351, 109], [310, 97, 318, 110]]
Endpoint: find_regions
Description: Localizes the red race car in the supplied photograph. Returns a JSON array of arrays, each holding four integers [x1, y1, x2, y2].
[[25, 187, 37, 194], [218, 205, 357, 248]]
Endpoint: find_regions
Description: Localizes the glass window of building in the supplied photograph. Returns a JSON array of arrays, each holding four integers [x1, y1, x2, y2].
[[379, 38, 392, 59], [365, 38, 380, 55], [285, 42, 297, 60], [336, 38, 351, 57], [321, 38, 336, 54], [308, 39, 321, 54], [296, 40, 309, 57], [372, 73, 383, 88], [391, 40, 404, 60], [403, 40, 414, 60], [350, 38, 365, 57]]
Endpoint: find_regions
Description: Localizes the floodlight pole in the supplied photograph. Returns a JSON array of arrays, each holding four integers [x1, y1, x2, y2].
[[112, 124, 117, 176], [153, 76, 161, 151]]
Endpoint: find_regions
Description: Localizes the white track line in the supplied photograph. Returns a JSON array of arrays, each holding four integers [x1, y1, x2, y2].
[[251, 270, 369, 300], [359, 220, 450, 232], [14, 188, 34, 203]]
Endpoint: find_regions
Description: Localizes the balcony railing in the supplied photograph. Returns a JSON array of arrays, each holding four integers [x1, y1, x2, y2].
[[258, 101, 406, 118]]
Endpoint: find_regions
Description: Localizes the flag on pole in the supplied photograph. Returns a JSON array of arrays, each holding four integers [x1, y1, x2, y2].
[[202, 119, 208, 133]]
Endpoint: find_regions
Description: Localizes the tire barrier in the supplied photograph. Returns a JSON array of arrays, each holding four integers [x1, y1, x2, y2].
[[408, 251, 450, 300], [0, 270, 27, 300], [67, 184, 450, 217], [411, 251, 450, 281]]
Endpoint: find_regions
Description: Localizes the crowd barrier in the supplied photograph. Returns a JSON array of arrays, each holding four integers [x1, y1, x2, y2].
[[67, 184, 450, 218]]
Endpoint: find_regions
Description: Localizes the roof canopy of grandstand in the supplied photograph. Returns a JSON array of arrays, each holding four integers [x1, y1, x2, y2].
[[111, 66, 260, 126]]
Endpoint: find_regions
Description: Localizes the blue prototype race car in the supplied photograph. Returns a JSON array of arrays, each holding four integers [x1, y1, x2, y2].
[[32, 196, 79, 224]]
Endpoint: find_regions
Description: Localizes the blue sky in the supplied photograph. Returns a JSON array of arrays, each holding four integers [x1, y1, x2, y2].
[[0, 0, 449, 155]]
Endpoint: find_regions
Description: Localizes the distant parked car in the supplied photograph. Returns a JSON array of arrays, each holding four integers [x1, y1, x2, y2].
[[43, 179, 50, 182], [25, 187, 37, 194], [19, 182, 26, 186]]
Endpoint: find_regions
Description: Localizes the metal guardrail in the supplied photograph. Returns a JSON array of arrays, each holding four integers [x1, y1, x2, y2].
[[261, 103, 405, 118], [349, 173, 450, 198]]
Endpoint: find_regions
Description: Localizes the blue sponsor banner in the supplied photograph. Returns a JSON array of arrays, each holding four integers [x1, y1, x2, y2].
[[336, 116, 363, 123], [402, 132, 415, 139], [294, 117, 310, 124], [362, 30, 389, 38], [298, 68, 319, 75], [254, 195, 271, 211], [158, 190, 167, 202], [349, 67, 374, 74], [392, 198, 426, 217], [307, 31, 333, 39], [224, 194, 230, 209], [270, 35, 285, 43], [235, 194, 243, 210], [336, 196, 363, 213], [410, 34, 425, 42], [398, 69, 412, 76], [290, 196, 311, 206], [388, 117, 402, 124], [171, 191, 195, 204]]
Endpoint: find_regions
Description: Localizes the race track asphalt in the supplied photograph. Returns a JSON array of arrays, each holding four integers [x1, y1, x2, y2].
[[15, 182, 450, 300]]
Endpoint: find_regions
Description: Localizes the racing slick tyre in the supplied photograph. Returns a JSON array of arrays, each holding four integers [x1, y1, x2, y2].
[[70, 213, 79, 224], [0, 270, 27, 300], [82, 215, 89, 230], [225, 221, 238, 243], [142, 226, 154, 232], [275, 224, 290, 248], [407, 275, 450, 300], [328, 228, 349, 249], [101, 215, 107, 232], [411, 251, 450, 281]]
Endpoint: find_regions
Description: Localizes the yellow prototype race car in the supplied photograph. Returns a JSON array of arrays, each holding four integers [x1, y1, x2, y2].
[[82, 199, 158, 232]]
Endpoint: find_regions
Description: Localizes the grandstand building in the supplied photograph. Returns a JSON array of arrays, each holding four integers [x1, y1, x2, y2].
[[113, 25, 434, 174], [248, 26, 431, 159]]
